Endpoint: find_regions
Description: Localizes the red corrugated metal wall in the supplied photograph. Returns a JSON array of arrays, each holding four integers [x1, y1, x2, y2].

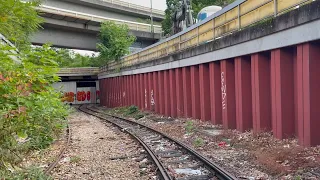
[[100, 42, 320, 146]]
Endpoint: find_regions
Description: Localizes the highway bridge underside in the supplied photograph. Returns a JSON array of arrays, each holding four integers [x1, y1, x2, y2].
[[99, 41, 320, 147]]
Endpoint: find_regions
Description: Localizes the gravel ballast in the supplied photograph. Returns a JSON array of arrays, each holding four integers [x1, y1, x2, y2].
[[52, 111, 155, 180]]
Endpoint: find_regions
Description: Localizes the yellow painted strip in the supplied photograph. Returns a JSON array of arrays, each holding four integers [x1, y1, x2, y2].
[[199, 20, 213, 34], [240, 1, 274, 28], [199, 30, 214, 43], [215, 7, 238, 26], [240, 0, 271, 15], [215, 19, 239, 37], [277, 0, 305, 12]]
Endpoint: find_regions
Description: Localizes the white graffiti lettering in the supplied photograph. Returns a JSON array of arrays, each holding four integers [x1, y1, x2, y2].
[[151, 90, 155, 106], [145, 89, 148, 108], [221, 72, 227, 110]]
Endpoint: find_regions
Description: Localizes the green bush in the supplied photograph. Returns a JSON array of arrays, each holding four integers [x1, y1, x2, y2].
[[126, 105, 139, 115], [0, 44, 69, 172]]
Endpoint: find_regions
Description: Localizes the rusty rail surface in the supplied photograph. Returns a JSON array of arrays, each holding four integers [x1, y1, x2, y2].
[[100, 0, 313, 73]]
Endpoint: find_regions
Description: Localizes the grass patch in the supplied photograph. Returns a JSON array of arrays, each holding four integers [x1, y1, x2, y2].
[[70, 156, 81, 163]]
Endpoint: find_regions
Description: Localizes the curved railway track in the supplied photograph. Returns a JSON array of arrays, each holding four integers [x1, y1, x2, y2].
[[79, 104, 237, 180]]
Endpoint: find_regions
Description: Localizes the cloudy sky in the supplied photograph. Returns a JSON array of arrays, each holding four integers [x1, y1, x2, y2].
[[122, 0, 167, 11]]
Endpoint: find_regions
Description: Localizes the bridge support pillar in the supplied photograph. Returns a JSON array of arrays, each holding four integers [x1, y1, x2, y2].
[[297, 42, 320, 146], [199, 64, 211, 121], [191, 66, 201, 120], [182, 67, 192, 118], [175, 68, 184, 117], [158, 71, 165, 115], [209, 62, 222, 125], [221, 60, 236, 129], [271, 48, 295, 139], [169, 69, 177, 118], [251, 53, 272, 133], [235, 56, 252, 132]]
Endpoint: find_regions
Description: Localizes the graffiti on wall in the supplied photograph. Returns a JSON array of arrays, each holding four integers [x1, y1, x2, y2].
[[62, 92, 75, 102], [221, 72, 227, 110], [145, 89, 148, 108], [150, 90, 155, 106]]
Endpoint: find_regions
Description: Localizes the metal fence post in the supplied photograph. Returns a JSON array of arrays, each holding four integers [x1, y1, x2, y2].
[[238, 4, 241, 30], [274, 0, 278, 16]]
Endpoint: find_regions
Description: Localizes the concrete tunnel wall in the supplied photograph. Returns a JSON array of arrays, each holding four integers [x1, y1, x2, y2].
[[99, 41, 320, 147]]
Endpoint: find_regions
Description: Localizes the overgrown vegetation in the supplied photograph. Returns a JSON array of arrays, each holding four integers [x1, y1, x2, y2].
[[0, 0, 69, 177], [185, 120, 194, 134], [108, 105, 146, 120], [0, 0, 43, 50], [96, 21, 136, 65], [193, 137, 204, 147]]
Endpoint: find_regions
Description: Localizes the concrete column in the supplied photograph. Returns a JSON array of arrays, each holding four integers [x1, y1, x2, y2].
[[191, 66, 201, 119], [297, 43, 320, 146], [209, 62, 222, 124], [169, 69, 177, 118], [251, 53, 272, 132], [175, 68, 184, 117], [220, 60, 236, 129], [164, 70, 171, 117], [158, 71, 165, 115], [271, 48, 295, 139], [235, 56, 252, 132], [199, 64, 211, 121], [153, 71, 159, 113], [182, 67, 192, 117]]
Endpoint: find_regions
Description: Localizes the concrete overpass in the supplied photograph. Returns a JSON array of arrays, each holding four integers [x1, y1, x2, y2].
[[29, 0, 164, 51], [98, 0, 320, 147]]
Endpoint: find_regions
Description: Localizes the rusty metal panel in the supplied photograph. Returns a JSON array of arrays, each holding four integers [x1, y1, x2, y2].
[[209, 62, 222, 124], [235, 57, 252, 132], [240, 1, 274, 28], [220, 60, 236, 129]]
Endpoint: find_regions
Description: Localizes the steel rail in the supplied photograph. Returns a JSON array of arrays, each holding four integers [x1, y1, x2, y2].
[[44, 123, 71, 175], [82, 105, 238, 180], [78, 105, 171, 180]]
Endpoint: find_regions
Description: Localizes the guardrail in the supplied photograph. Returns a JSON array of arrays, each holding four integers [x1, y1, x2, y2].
[[100, 0, 314, 73], [38, 5, 162, 33], [100, 0, 164, 16], [58, 67, 100, 76]]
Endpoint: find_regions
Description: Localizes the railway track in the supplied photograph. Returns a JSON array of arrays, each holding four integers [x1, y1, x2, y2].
[[79, 104, 237, 180]]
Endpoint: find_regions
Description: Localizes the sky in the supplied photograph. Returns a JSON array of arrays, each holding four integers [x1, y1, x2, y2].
[[121, 0, 167, 11]]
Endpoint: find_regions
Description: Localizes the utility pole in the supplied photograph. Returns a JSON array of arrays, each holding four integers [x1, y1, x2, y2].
[[150, 0, 154, 33]]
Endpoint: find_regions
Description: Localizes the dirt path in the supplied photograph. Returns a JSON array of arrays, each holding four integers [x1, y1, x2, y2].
[[52, 111, 154, 180]]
